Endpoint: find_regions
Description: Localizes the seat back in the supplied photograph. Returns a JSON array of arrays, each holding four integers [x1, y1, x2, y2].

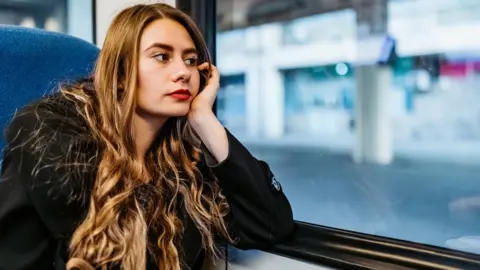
[[0, 25, 99, 147]]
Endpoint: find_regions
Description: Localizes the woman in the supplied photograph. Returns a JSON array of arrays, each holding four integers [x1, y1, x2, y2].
[[0, 3, 294, 270]]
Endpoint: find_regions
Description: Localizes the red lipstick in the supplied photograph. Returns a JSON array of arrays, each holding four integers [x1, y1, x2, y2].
[[169, 89, 191, 101]]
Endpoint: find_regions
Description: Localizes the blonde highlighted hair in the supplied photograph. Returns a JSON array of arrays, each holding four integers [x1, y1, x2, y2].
[[43, 3, 234, 270]]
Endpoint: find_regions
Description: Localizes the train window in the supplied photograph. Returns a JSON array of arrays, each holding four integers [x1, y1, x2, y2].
[[214, 0, 480, 255], [0, 0, 94, 43]]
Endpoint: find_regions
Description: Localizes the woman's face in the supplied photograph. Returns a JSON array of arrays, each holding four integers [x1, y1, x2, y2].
[[136, 18, 201, 120]]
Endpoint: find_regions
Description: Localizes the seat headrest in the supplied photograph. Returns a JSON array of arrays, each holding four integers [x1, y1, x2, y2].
[[0, 25, 99, 145]]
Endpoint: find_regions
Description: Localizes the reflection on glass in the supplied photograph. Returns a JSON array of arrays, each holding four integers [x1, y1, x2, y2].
[[217, 0, 480, 254]]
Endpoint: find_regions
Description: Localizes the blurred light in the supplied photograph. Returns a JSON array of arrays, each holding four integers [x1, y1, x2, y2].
[[335, 62, 348, 76], [19, 17, 35, 28], [45, 17, 60, 32]]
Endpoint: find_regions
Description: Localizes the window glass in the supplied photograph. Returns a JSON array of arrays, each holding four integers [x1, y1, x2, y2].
[[217, 0, 480, 254], [0, 0, 94, 43]]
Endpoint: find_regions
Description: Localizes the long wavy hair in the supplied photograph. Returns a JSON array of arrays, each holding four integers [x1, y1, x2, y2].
[[54, 3, 232, 270]]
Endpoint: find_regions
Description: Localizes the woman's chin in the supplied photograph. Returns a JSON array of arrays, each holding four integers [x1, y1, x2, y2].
[[161, 107, 190, 118], [135, 105, 190, 120]]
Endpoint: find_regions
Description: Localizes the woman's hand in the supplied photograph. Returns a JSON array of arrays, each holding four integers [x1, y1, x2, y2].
[[188, 62, 229, 163], [189, 62, 219, 117]]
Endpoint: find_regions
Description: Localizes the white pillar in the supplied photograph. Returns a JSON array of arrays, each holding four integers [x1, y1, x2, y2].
[[259, 24, 284, 139], [245, 62, 262, 137], [353, 65, 393, 164], [353, 0, 393, 164], [95, 0, 176, 47], [244, 27, 262, 137]]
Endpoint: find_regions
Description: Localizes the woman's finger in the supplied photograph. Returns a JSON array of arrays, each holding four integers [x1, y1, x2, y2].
[[208, 64, 219, 82], [197, 62, 210, 71]]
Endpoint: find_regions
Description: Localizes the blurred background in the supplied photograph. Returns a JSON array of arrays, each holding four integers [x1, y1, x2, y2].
[[0, 0, 93, 42], [2, 0, 480, 255]]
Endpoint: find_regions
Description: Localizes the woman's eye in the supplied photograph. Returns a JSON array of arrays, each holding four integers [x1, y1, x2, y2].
[[185, 57, 197, 66], [154, 53, 169, 62]]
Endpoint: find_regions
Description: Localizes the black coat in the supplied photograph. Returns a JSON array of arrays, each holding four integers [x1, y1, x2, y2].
[[0, 92, 294, 270]]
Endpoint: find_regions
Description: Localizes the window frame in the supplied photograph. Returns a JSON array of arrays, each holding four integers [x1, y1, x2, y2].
[[176, 0, 480, 268], [91, 0, 97, 45]]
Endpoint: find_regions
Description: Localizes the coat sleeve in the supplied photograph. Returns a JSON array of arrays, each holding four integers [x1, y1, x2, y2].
[[203, 129, 295, 250]]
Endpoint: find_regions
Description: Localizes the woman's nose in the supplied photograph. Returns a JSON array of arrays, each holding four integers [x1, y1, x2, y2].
[[170, 60, 191, 82]]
